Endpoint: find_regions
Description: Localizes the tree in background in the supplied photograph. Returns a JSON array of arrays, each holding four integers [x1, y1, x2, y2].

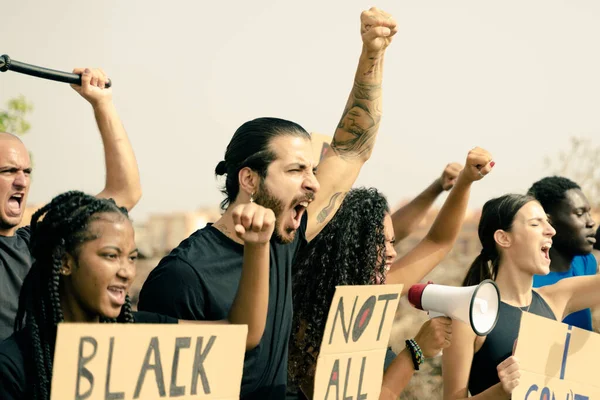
[[545, 136, 600, 208], [0, 95, 33, 135]]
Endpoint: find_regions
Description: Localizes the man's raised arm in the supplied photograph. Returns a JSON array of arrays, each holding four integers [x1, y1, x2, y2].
[[306, 7, 397, 241], [71, 67, 142, 211]]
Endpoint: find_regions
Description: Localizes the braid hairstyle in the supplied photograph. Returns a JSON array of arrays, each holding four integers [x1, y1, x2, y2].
[[14, 191, 134, 400], [288, 187, 389, 390]]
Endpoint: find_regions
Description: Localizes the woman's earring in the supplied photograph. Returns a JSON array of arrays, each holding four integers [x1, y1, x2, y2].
[[250, 192, 255, 203]]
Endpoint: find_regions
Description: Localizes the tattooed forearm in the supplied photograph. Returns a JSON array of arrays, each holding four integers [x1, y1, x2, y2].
[[352, 80, 382, 101], [331, 85, 381, 159], [317, 192, 345, 223], [329, 46, 385, 161], [330, 126, 376, 159], [360, 52, 385, 78]]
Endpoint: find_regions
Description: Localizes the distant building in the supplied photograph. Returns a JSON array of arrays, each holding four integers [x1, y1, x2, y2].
[[134, 207, 221, 258]]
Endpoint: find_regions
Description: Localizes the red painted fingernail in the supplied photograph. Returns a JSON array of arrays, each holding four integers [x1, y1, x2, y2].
[[490, 161, 495, 168]]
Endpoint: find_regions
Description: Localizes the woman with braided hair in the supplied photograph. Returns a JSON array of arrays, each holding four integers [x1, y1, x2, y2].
[[0, 190, 276, 400]]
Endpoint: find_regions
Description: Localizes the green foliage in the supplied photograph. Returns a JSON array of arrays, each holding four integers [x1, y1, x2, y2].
[[0, 95, 34, 135]]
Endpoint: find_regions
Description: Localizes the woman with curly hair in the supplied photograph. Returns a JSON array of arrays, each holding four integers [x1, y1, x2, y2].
[[0, 190, 275, 400], [288, 147, 494, 399]]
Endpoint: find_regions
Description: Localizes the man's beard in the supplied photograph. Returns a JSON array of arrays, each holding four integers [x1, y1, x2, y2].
[[253, 181, 296, 244]]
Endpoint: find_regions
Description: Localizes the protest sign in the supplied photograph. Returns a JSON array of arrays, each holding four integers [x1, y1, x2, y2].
[[51, 323, 247, 400], [312, 284, 403, 400], [513, 312, 600, 399]]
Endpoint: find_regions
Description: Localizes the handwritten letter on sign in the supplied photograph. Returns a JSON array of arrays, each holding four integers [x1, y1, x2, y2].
[[50, 323, 248, 400], [313, 284, 403, 400], [513, 312, 600, 399]]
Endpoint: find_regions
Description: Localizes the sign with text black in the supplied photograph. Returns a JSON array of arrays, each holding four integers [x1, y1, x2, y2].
[[50, 323, 247, 400]]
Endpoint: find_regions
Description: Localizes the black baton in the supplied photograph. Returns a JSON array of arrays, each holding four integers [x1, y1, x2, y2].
[[0, 54, 112, 88]]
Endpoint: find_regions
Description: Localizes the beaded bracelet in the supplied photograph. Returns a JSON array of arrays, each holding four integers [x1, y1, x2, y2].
[[405, 339, 424, 371]]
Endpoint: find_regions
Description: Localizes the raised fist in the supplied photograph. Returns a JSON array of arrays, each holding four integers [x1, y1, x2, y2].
[[231, 202, 276, 245], [360, 7, 398, 54], [460, 147, 494, 183], [439, 162, 463, 191]]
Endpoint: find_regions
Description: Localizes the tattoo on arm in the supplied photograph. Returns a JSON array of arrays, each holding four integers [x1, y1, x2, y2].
[[331, 81, 382, 160], [352, 80, 381, 101], [317, 192, 344, 223]]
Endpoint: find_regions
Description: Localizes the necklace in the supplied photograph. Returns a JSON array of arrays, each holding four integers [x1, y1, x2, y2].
[[521, 292, 533, 313]]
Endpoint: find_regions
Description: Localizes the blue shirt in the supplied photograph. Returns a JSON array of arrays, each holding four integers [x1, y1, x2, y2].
[[533, 253, 598, 331]]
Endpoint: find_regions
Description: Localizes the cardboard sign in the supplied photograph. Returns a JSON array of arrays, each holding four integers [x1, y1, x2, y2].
[[513, 312, 600, 399], [51, 323, 248, 400], [313, 284, 403, 400], [310, 132, 332, 164]]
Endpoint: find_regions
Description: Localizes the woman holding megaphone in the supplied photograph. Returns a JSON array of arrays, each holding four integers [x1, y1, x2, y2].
[[442, 194, 600, 399], [288, 147, 494, 399], [0, 191, 275, 400]]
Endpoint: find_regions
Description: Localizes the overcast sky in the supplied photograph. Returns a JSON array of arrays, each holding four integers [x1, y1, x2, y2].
[[1, 0, 599, 223]]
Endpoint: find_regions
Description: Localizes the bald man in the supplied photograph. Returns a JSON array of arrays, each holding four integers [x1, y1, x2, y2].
[[0, 67, 141, 341]]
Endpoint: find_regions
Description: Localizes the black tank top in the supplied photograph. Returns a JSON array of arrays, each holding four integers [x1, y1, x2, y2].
[[468, 291, 556, 396]]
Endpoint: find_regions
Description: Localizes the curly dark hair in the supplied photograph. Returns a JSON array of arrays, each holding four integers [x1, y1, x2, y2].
[[14, 191, 134, 400], [527, 176, 580, 215], [289, 187, 389, 392]]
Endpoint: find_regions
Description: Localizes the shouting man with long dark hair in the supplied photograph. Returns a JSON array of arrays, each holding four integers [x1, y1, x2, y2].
[[138, 7, 399, 399]]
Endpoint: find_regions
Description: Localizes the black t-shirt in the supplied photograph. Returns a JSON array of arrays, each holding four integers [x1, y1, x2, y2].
[[138, 214, 308, 400], [0, 227, 32, 342], [0, 311, 177, 400]]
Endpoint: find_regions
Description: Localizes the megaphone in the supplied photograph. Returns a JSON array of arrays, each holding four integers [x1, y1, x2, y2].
[[408, 279, 500, 337]]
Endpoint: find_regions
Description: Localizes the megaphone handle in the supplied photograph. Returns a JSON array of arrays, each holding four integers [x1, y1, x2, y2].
[[428, 311, 446, 357], [428, 310, 446, 319]]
